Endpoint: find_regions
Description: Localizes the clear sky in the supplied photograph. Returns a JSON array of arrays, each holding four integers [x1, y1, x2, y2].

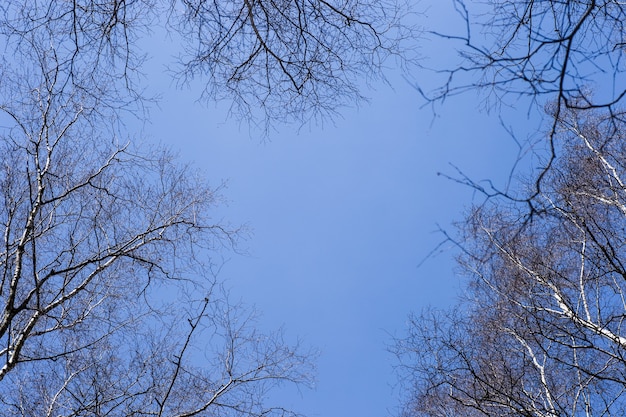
[[138, 2, 536, 416]]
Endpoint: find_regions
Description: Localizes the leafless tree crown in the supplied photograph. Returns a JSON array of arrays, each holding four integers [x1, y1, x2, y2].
[[394, 108, 626, 417], [395, 2, 626, 416], [0, 0, 417, 130], [0, 0, 328, 415], [173, 0, 417, 126]]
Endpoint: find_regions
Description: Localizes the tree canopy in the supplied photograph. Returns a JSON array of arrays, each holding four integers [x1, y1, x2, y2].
[[395, 106, 626, 417], [1, 0, 426, 414], [395, 2, 626, 416], [0, 0, 416, 130]]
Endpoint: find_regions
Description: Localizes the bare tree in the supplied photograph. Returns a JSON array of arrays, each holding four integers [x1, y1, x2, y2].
[[394, 108, 626, 417], [396, 3, 626, 414], [0, 2, 314, 414], [0, 0, 417, 130], [0, 95, 313, 416], [0, 0, 415, 413]]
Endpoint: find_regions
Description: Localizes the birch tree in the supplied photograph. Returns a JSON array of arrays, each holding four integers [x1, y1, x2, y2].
[[0, 1, 314, 415], [394, 107, 626, 417]]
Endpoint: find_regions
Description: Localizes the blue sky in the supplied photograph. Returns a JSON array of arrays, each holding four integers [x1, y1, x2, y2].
[[138, 2, 536, 416]]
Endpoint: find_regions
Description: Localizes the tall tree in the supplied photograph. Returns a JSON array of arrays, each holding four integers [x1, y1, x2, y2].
[[395, 2, 626, 415], [394, 108, 626, 417], [0, 0, 326, 415], [0, 66, 314, 416]]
